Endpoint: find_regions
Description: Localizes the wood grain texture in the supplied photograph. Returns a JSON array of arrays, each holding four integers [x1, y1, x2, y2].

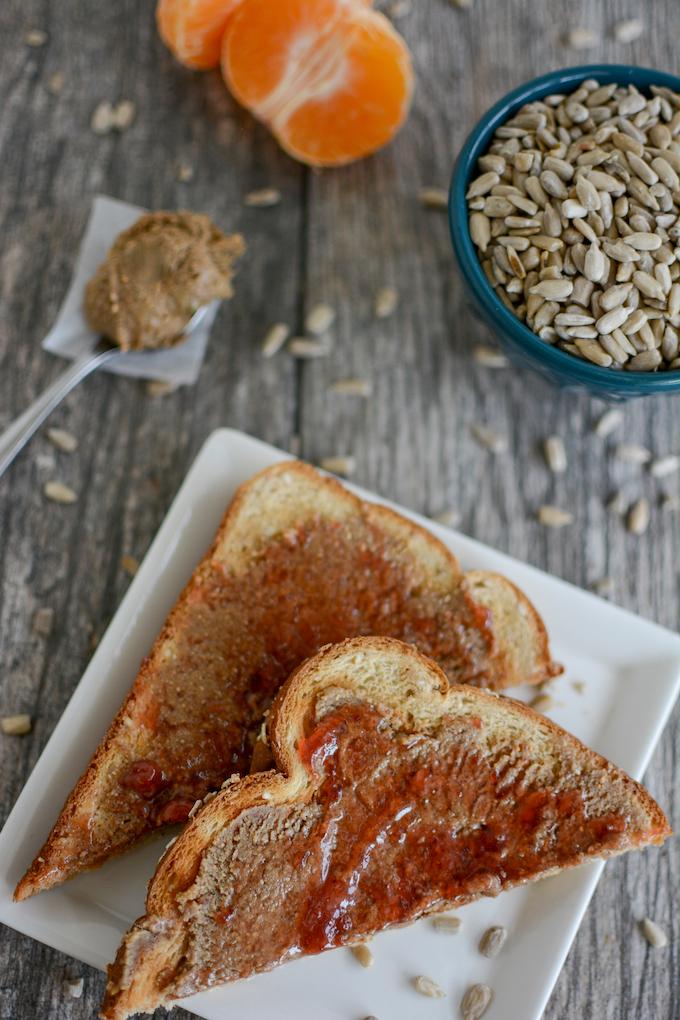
[[0, 0, 678, 1018]]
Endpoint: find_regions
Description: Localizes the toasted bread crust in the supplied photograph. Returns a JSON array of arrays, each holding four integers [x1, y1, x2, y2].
[[16, 462, 560, 901], [101, 638, 669, 1020]]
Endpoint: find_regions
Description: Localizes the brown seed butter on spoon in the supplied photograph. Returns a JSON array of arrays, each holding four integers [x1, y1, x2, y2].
[[84, 210, 245, 351]]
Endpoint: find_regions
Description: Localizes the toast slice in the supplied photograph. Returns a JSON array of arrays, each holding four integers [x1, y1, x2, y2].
[[15, 461, 560, 900], [101, 637, 669, 1020]]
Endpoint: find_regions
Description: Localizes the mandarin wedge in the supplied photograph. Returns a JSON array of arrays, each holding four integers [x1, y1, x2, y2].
[[221, 0, 413, 166], [157, 0, 243, 69]]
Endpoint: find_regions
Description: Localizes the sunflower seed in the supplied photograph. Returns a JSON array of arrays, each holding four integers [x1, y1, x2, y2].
[[329, 378, 372, 397], [432, 510, 462, 529], [25, 28, 48, 46], [461, 983, 493, 1019], [640, 917, 668, 948], [374, 285, 399, 318], [592, 576, 614, 596], [616, 443, 652, 464], [351, 944, 374, 968], [531, 692, 555, 712], [121, 555, 140, 577], [47, 70, 65, 95], [544, 435, 567, 473], [614, 18, 644, 43], [650, 454, 680, 477], [262, 322, 291, 357], [432, 914, 461, 932], [146, 379, 177, 397], [413, 976, 445, 999], [112, 99, 135, 130], [319, 456, 356, 477], [44, 480, 77, 504], [305, 303, 336, 335], [288, 338, 330, 358], [629, 349, 662, 370], [63, 978, 84, 999], [245, 187, 281, 207], [538, 505, 574, 527], [473, 344, 508, 368], [479, 925, 508, 958], [628, 497, 651, 534], [1, 714, 32, 735], [470, 424, 507, 453], [420, 186, 449, 208], [33, 607, 54, 636], [46, 427, 77, 453]]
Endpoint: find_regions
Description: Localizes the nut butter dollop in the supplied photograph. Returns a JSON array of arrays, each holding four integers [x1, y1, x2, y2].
[[84, 211, 245, 350]]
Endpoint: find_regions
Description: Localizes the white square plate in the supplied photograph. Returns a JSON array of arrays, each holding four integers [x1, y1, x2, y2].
[[1, 428, 678, 1020]]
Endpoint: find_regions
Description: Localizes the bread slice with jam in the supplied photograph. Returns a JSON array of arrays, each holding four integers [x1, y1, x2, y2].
[[15, 461, 560, 901], [101, 636, 670, 1020]]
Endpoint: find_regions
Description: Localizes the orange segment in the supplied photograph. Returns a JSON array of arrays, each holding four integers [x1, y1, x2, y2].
[[221, 0, 413, 167], [157, 0, 243, 69]]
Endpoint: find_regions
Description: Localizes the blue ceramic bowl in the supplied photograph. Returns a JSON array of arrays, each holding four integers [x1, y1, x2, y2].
[[449, 65, 680, 400]]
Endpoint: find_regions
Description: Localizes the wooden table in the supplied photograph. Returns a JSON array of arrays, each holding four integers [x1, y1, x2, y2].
[[1, 1, 678, 1017]]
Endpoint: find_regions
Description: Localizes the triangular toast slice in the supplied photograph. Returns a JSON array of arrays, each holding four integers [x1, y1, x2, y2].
[[101, 637, 669, 1020], [16, 461, 560, 900]]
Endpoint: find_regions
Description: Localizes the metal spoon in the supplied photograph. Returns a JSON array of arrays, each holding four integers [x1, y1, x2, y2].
[[0, 304, 212, 479]]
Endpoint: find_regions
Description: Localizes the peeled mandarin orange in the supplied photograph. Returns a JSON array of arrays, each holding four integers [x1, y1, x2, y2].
[[221, 0, 413, 167], [156, 0, 243, 70]]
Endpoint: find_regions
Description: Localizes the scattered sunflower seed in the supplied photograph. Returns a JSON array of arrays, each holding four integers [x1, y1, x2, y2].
[[594, 408, 623, 437], [63, 978, 84, 999], [607, 491, 627, 515], [531, 692, 554, 713], [419, 186, 448, 209], [121, 555, 140, 577], [46, 427, 77, 453], [616, 443, 652, 465], [592, 576, 614, 596], [470, 423, 507, 453], [614, 18, 644, 44], [32, 607, 54, 637], [305, 302, 336, 335], [113, 99, 135, 130], [176, 161, 194, 183], [261, 322, 291, 357], [47, 70, 65, 95], [413, 975, 445, 999], [374, 285, 399, 319], [351, 944, 374, 968], [479, 925, 508, 958], [538, 505, 574, 528], [91, 99, 135, 134], [432, 509, 462, 529], [146, 379, 178, 397], [25, 29, 48, 46], [565, 27, 599, 49], [640, 917, 668, 948], [432, 914, 461, 933], [1, 714, 32, 736], [44, 480, 77, 504], [388, 0, 412, 15], [244, 187, 281, 208], [627, 497, 651, 534], [461, 983, 493, 1020], [288, 338, 330, 358], [473, 344, 508, 368], [320, 456, 356, 477], [329, 378, 372, 397], [650, 455, 679, 478], [544, 435, 567, 473]]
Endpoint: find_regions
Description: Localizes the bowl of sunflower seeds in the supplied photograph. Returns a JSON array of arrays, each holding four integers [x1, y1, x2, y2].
[[449, 64, 680, 398]]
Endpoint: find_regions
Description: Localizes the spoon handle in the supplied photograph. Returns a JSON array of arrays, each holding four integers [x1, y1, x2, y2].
[[0, 345, 119, 480]]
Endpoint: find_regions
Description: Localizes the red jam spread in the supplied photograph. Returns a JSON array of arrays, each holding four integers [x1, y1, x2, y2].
[[293, 703, 628, 953], [115, 519, 493, 830]]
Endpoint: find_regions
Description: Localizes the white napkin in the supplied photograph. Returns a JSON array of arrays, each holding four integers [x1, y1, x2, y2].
[[42, 195, 220, 385]]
